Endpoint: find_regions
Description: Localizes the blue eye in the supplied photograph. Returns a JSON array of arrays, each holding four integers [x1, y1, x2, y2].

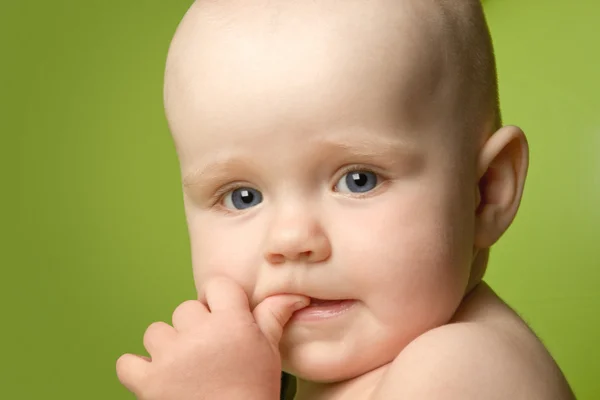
[[223, 187, 263, 210], [336, 170, 378, 193]]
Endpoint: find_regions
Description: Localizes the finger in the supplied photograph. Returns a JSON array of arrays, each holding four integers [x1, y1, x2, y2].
[[116, 353, 151, 395], [172, 299, 208, 331], [143, 321, 177, 355], [204, 276, 250, 313], [253, 295, 309, 346]]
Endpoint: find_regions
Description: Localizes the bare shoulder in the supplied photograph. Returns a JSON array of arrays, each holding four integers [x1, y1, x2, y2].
[[371, 282, 575, 400]]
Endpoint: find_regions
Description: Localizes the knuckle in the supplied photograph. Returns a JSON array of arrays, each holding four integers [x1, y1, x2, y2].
[[172, 299, 200, 319], [267, 306, 286, 326], [145, 321, 167, 337], [116, 354, 153, 397], [115, 354, 128, 376], [115, 354, 135, 386], [143, 321, 168, 347]]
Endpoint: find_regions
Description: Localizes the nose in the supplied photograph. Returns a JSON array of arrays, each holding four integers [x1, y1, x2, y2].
[[263, 207, 332, 265]]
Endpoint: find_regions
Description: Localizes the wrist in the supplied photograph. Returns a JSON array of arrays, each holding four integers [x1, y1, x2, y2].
[[216, 384, 279, 400]]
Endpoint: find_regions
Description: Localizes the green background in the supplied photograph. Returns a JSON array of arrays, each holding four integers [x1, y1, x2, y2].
[[2, 0, 598, 398]]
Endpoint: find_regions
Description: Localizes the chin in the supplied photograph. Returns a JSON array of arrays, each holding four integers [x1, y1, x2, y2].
[[283, 348, 389, 384]]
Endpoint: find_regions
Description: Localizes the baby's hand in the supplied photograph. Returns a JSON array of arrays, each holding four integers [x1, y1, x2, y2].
[[116, 277, 308, 400]]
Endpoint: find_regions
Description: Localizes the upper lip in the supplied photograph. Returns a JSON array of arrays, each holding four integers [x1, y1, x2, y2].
[[253, 293, 350, 309]]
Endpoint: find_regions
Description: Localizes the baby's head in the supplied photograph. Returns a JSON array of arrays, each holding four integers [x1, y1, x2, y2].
[[164, 0, 527, 384]]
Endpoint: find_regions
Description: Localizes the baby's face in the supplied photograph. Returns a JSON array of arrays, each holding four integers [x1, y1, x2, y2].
[[166, 0, 480, 382]]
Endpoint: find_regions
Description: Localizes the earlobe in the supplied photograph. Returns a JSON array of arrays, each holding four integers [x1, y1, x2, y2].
[[474, 125, 529, 248]]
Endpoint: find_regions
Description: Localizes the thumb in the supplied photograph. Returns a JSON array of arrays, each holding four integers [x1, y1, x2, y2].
[[253, 295, 310, 346]]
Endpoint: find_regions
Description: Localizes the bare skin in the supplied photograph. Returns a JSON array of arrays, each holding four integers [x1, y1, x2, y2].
[[307, 282, 576, 400], [116, 0, 575, 398]]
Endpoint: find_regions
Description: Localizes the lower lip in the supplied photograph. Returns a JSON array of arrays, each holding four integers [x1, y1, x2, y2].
[[291, 300, 357, 322]]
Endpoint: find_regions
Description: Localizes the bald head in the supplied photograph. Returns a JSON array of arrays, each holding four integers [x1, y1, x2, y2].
[[164, 0, 500, 159]]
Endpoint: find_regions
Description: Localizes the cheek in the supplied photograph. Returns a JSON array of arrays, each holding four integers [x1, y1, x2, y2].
[[337, 184, 473, 321], [188, 215, 264, 297]]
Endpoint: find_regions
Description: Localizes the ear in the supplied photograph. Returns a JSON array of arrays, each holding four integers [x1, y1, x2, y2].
[[474, 125, 529, 248]]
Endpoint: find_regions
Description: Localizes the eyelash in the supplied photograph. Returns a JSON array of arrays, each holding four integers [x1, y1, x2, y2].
[[334, 164, 382, 183], [209, 164, 387, 210], [210, 182, 251, 208]]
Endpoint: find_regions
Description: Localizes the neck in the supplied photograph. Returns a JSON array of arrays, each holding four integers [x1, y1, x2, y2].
[[465, 247, 489, 295], [292, 364, 389, 400]]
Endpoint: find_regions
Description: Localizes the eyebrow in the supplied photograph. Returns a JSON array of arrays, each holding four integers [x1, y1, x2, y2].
[[314, 133, 417, 160], [182, 132, 419, 189], [182, 155, 253, 189]]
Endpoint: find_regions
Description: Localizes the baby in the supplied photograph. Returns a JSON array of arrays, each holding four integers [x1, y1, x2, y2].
[[117, 0, 576, 399]]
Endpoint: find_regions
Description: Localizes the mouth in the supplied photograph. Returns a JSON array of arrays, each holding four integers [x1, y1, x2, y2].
[[307, 297, 349, 307], [292, 298, 357, 321]]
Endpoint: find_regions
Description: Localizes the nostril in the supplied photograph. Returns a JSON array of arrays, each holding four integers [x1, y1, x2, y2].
[[265, 250, 312, 264], [267, 253, 286, 264]]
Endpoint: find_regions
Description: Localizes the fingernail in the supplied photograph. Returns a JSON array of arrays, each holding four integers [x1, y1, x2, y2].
[[292, 301, 308, 311]]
